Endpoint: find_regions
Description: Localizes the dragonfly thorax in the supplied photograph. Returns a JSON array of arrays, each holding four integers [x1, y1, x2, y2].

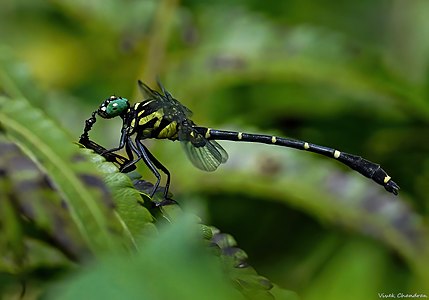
[[130, 101, 179, 140]]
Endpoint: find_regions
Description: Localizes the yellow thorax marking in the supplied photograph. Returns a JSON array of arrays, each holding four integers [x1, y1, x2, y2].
[[139, 110, 163, 127], [158, 121, 177, 138]]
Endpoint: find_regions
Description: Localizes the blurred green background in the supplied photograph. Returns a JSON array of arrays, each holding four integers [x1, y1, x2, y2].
[[1, 0, 429, 298]]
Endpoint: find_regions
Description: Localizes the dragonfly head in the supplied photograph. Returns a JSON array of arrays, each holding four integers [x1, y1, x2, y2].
[[98, 96, 130, 119]]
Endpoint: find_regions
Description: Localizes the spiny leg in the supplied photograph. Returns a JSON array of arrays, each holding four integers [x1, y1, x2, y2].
[[79, 113, 136, 172], [138, 143, 176, 206], [118, 139, 137, 173], [134, 139, 162, 198], [101, 123, 132, 156], [138, 144, 171, 198], [126, 140, 175, 205], [119, 139, 172, 203], [113, 137, 141, 172], [79, 111, 97, 143]]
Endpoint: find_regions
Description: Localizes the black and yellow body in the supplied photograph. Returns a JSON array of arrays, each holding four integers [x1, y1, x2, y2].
[[80, 80, 399, 201], [128, 100, 179, 140], [194, 128, 398, 194]]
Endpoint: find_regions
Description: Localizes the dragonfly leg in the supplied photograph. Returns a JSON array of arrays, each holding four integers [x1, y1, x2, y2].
[[138, 143, 173, 203], [102, 124, 129, 155], [134, 139, 162, 198], [118, 137, 141, 172]]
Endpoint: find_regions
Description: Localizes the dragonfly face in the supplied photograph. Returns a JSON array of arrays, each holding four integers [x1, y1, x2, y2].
[[98, 96, 130, 119]]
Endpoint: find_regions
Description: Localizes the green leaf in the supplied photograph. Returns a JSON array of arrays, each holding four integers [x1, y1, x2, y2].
[[46, 215, 245, 300], [81, 148, 156, 246], [0, 135, 87, 261], [0, 96, 127, 255], [155, 202, 297, 299]]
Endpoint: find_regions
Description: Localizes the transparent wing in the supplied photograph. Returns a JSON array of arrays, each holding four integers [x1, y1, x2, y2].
[[137, 80, 158, 99], [181, 139, 228, 172], [137, 80, 192, 121]]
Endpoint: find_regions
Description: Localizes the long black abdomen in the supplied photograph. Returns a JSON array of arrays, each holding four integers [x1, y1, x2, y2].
[[194, 127, 399, 195]]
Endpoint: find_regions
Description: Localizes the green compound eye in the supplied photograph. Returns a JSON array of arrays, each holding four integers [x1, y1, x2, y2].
[[98, 96, 129, 118]]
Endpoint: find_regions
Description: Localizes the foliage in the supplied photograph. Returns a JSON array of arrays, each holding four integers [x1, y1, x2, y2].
[[0, 94, 294, 299], [2, 1, 429, 299]]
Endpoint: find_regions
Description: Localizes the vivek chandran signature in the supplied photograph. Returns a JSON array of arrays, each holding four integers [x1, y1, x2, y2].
[[378, 293, 428, 298]]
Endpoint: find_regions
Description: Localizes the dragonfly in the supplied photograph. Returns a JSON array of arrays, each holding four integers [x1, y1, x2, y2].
[[79, 80, 399, 200]]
